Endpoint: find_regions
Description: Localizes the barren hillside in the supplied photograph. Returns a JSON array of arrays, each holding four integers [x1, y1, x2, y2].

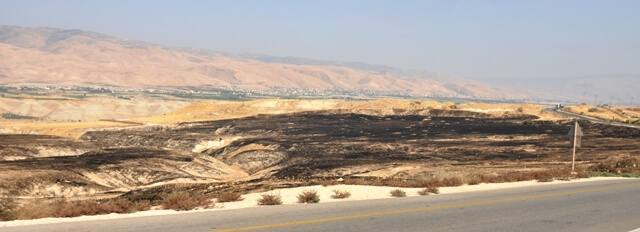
[[0, 25, 519, 98]]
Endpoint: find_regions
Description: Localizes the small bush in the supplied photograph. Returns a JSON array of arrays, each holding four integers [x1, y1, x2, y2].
[[390, 189, 407, 197], [427, 187, 440, 194], [297, 190, 320, 204], [217, 192, 244, 203], [588, 107, 599, 112], [162, 192, 211, 211], [331, 190, 351, 199], [417, 188, 430, 196], [517, 107, 524, 113], [257, 193, 282, 205]]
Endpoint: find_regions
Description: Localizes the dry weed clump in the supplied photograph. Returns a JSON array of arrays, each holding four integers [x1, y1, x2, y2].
[[591, 155, 640, 174], [331, 190, 351, 199], [52, 198, 150, 217], [418, 187, 440, 195], [390, 189, 407, 197], [297, 190, 320, 204], [162, 192, 211, 211], [257, 193, 282, 205], [441, 177, 464, 187], [1, 197, 152, 221], [417, 188, 430, 196], [0, 198, 18, 221], [466, 177, 482, 185], [217, 191, 244, 203]]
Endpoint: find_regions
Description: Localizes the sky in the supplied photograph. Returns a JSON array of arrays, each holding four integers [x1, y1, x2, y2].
[[1, 0, 639, 82]]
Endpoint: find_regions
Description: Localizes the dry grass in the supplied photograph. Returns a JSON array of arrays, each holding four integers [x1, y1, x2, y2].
[[216, 191, 244, 203], [162, 192, 212, 211], [331, 190, 352, 199], [418, 186, 440, 195], [257, 193, 282, 206], [389, 189, 407, 197], [565, 105, 634, 123], [591, 155, 640, 174], [0, 197, 152, 222], [0, 120, 131, 139], [441, 177, 464, 187], [0, 198, 18, 221], [297, 190, 320, 204]]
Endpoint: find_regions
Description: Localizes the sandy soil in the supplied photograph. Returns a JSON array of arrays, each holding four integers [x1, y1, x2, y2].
[[0, 177, 626, 228]]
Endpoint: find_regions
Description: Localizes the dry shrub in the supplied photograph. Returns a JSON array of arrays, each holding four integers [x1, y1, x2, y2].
[[12, 200, 52, 220], [3, 198, 153, 221], [441, 177, 463, 187], [217, 192, 244, 203], [417, 186, 441, 195], [343, 178, 366, 185], [257, 193, 282, 205], [162, 192, 211, 211], [390, 189, 407, 197], [576, 170, 591, 178], [427, 187, 440, 194], [51, 200, 101, 217], [297, 190, 320, 204], [0, 198, 18, 221], [319, 180, 339, 187], [418, 178, 442, 188], [466, 177, 482, 185], [331, 190, 351, 199], [417, 188, 430, 196], [591, 155, 640, 174], [52, 199, 141, 217], [480, 174, 502, 183], [132, 200, 152, 212]]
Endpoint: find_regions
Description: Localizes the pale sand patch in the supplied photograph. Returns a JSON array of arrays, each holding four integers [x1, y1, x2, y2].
[[0, 177, 628, 227]]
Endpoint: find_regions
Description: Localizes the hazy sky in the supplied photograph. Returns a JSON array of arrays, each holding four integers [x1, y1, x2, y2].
[[2, 0, 639, 81]]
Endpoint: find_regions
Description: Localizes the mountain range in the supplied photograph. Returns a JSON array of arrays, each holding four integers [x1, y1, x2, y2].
[[0, 25, 519, 98], [1, 25, 637, 103]]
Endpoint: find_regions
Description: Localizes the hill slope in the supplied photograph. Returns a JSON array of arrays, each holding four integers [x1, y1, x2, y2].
[[0, 25, 518, 98]]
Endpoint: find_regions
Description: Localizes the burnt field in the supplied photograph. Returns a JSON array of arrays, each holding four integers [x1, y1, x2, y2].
[[1, 110, 639, 198], [84, 110, 640, 179]]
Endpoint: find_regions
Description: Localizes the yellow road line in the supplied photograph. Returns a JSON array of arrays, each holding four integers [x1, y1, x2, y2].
[[214, 183, 640, 232]]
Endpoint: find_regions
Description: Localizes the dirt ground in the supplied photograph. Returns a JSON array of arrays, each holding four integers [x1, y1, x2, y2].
[[1, 100, 638, 199]]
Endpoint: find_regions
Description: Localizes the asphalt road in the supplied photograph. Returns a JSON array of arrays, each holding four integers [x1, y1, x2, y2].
[[546, 108, 640, 129], [4, 179, 640, 232]]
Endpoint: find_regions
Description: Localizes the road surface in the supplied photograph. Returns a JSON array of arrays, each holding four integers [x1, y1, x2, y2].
[[3, 178, 640, 232], [546, 108, 640, 129]]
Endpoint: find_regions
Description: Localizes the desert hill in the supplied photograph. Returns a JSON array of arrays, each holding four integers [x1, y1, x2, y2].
[[0, 25, 518, 98]]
